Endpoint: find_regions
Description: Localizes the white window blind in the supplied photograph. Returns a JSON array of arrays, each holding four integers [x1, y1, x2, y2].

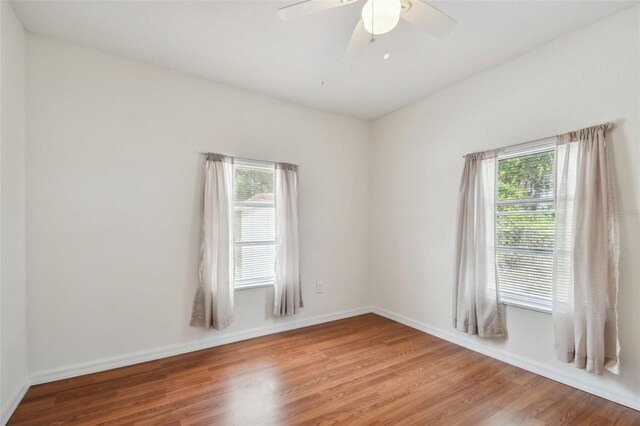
[[233, 159, 276, 289], [496, 141, 555, 312]]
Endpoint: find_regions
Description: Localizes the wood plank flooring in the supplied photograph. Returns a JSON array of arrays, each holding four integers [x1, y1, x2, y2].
[[9, 314, 639, 425]]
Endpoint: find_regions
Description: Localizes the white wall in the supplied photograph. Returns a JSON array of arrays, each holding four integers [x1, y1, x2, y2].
[[371, 6, 639, 406], [0, 0, 29, 418], [25, 34, 371, 375]]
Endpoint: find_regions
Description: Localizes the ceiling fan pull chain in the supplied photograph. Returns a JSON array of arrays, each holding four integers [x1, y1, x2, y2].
[[384, 33, 391, 60], [370, 0, 376, 43]]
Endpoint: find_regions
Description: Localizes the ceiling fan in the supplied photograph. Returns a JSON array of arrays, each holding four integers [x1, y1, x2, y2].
[[277, 0, 457, 61]]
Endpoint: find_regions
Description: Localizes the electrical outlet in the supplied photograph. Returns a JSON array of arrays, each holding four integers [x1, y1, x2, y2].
[[315, 282, 324, 294]]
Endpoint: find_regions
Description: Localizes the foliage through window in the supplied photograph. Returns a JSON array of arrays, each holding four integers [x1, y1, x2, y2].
[[496, 142, 555, 312], [233, 160, 276, 289]]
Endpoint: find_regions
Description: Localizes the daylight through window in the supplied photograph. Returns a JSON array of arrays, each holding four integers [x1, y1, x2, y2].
[[496, 142, 555, 312], [233, 159, 276, 289]]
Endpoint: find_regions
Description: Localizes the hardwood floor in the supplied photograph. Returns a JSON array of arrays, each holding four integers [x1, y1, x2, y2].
[[10, 314, 639, 425]]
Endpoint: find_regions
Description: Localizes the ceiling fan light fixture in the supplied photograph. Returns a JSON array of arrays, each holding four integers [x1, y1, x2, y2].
[[361, 0, 401, 35]]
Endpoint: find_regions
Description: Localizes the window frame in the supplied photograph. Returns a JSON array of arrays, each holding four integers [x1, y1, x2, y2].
[[496, 139, 556, 313], [232, 159, 277, 291]]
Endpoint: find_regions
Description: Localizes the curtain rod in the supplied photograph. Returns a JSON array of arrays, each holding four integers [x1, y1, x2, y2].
[[461, 122, 612, 158], [197, 151, 298, 167]]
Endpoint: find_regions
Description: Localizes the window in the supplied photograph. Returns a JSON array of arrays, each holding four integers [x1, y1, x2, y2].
[[233, 159, 276, 289], [496, 140, 555, 312]]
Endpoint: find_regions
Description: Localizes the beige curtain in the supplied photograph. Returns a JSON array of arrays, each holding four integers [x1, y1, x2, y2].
[[453, 150, 506, 337], [190, 153, 235, 330], [273, 163, 303, 316], [553, 124, 620, 374]]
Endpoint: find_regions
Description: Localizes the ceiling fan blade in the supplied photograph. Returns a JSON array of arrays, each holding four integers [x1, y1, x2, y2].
[[400, 0, 456, 38], [278, 0, 356, 21], [344, 20, 370, 62]]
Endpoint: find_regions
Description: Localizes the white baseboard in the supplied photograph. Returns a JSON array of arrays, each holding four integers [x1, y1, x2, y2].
[[370, 306, 640, 411], [1, 377, 30, 426], [29, 306, 371, 385]]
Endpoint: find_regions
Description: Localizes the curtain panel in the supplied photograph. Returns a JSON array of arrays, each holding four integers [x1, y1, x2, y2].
[[553, 124, 620, 375], [274, 163, 303, 316], [453, 150, 506, 337], [190, 153, 235, 330]]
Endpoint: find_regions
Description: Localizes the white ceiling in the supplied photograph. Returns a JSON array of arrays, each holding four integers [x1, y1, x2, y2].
[[12, 0, 637, 120]]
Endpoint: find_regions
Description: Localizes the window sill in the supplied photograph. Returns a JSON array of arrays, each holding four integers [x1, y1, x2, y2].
[[235, 281, 274, 291], [500, 300, 551, 314]]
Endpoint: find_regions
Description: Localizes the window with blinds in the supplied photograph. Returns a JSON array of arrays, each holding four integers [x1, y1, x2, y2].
[[496, 142, 555, 312], [233, 159, 276, 289]]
